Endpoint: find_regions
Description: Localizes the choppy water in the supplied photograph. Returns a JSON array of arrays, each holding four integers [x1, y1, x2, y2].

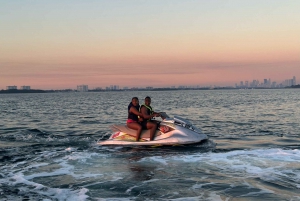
[[0, 89, 300, 201]]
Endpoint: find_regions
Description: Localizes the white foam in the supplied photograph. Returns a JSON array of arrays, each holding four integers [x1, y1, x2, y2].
[[65, 147, 77, 152], [125, 185, 139, 194], [24, 161, 74, 180], [142, 178, 160, 183], [83, 176, 123, 188], [169, 192, 225, 201], [240, 184, 274, 197], [192, 182, 215, 189], [206, 192, 227, 201], [60, 151, 100, 162], [2, 148, 299, 200], [46, 136, 55, 142], [95, 198, 135, 201], [143, 148, 300, 166], [7, 172, 89, 201], [0, 150, 123, 201], [169, 196, 203, 201], [139, 148, 300, 189], [140, 156, 169, 165]]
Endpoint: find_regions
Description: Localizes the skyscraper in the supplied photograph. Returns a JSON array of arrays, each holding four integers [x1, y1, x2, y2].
[[264, 79, 268, 86], [293, 76, 296, 85]]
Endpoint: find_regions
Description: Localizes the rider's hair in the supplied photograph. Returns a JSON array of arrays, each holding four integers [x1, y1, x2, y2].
[[132, 97, 139, 101]]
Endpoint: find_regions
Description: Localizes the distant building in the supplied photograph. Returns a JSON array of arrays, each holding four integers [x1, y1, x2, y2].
[[293, 76, 296, 85], [77, 85, 88, 92], [94, 87, 102, 91], [20, 86, 30, 90], [178, 85, 186, 89], [282, 77, 297, 87], [6, 86, 17, 90], [105, 85, 119, 90]]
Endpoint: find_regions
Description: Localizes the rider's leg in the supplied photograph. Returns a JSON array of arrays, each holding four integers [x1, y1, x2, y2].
[[146, 121, 157, 141], [127, 122, 142, 141]]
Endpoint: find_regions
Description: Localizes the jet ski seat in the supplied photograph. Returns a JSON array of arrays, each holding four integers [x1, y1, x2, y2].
[[111, 124, 162, 138]]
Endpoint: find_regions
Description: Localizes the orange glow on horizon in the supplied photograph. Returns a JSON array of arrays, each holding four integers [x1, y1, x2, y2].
[[1, 1, 300, 89]]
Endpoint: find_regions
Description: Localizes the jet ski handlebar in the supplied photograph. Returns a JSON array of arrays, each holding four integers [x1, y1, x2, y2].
[[159, 114, 202, 134], [158, 112, 169, 120]]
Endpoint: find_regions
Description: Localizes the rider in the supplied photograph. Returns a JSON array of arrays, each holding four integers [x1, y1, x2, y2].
[[127, 97, 144, 141], [140, 96, 161, 141]]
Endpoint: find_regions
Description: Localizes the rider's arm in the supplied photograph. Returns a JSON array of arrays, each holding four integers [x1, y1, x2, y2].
[[130, 107, 143, 117], [153, 111, 161, 116], [140, 107, 155, 120]]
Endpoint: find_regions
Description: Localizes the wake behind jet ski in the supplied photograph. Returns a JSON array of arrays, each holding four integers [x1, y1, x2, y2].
[[98, 113, 208, 146]]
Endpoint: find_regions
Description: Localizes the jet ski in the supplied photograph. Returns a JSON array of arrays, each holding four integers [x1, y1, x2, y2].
[[98, 113, 208, 146]]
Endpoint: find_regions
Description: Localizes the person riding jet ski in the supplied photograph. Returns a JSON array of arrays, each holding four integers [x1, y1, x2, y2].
[[127, 97, 144, 141], [140, 96, 161, 141]]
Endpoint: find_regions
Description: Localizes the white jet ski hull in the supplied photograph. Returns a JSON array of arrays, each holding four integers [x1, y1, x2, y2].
[[99, 130, 207, 146], [98, 115, 208, 146]]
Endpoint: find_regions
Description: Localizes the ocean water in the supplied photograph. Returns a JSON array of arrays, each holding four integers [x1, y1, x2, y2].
[[0, 89, 300, 201]]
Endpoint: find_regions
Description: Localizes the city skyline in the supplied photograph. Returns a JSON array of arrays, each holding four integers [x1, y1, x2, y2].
[[3, 76, 297, 91], [1, 1, 300, 89]]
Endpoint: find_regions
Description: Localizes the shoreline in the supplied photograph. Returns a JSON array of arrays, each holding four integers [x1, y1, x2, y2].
[[0, 86, 299, 94]]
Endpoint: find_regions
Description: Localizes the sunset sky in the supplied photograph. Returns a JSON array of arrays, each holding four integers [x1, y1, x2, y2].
[[1, 0, 299, 89]]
